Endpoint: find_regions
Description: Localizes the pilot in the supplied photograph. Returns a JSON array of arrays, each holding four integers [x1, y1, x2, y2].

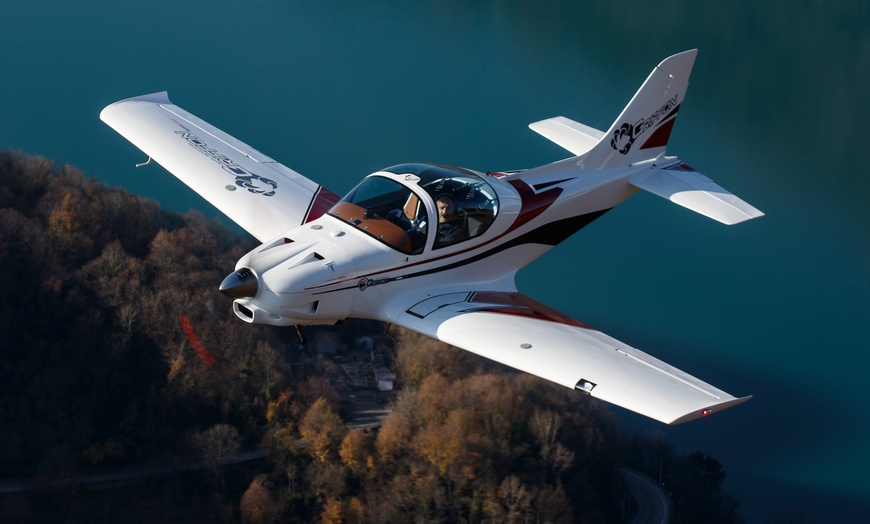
[[434, 194, 467, 247]]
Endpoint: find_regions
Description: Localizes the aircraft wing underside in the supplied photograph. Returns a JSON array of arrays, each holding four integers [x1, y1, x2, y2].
[[395, 291, 749, 424], [100, 92, 339, 242]]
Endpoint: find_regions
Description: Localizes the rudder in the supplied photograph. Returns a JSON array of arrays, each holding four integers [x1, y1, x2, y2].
[[606, 49, 696, 164], [580, 49, 697, 170]]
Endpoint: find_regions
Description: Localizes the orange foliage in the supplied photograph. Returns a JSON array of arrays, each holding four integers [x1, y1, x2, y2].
[[339, 429, 372, 476], [299, 398, 346, 463]]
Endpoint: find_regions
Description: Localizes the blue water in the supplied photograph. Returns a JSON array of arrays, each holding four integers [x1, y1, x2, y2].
[[4, 1, 869, 521]]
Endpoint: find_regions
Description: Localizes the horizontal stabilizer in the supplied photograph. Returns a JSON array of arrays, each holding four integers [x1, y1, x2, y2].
[[631, 162, 764, 225], [529, 116, 605, 156]]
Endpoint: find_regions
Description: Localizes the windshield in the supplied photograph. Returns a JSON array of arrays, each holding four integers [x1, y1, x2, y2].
[[328, 176, 428, 255], [328, 164, 500, 254]]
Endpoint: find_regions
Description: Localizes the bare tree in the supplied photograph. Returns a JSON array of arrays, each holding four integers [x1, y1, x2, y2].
[[192, 423, 241, 480]]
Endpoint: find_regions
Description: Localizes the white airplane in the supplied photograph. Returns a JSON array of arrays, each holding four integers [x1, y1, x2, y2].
[[101, 49, 762, 425]]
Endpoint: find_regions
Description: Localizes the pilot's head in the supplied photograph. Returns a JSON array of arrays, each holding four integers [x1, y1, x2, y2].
[[436, 194, 455, 223]]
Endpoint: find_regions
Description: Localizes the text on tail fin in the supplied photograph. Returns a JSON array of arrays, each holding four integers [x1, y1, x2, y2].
[[601, 49, 697, 167]]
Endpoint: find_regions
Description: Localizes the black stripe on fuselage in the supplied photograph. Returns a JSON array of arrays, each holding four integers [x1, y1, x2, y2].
[[404, 208, 611, 279], [313, 208, 611, 294]]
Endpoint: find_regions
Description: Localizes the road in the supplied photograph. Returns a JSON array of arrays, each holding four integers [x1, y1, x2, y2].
[[0, 449, 270, 495], [619, 467, 670, 524]]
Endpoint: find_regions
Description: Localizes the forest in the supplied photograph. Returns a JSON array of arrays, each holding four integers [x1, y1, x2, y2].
[[0, 150, 743, 522]]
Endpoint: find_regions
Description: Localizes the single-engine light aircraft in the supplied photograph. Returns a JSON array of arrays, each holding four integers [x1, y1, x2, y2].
[[101, 50, 762, 424]]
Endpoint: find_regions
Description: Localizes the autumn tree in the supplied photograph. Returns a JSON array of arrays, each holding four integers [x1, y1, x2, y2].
[[339, 429, 373, 477], [392, 327, 479, 388], [374, 409, 412, 464], [299, 398, 347, 463], [319, 497, 344, 524], [240, 475, 277, 524]]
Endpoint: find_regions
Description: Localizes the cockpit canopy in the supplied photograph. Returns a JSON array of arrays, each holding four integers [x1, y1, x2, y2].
[[327, 163, 499, 255]]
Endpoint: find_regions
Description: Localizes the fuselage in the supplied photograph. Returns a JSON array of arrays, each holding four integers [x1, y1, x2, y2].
[[222, 161, 647, 327]]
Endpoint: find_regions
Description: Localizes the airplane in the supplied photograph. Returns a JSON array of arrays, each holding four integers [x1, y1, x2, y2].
[[101, 49, 763, 425]]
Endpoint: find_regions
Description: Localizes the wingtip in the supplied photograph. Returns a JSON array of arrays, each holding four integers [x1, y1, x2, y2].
[[100, 91, 172, 122], [667, 395, 752, 425]]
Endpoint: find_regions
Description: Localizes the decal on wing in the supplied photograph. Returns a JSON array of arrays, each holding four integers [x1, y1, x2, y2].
[[101, 92, 339, 242]]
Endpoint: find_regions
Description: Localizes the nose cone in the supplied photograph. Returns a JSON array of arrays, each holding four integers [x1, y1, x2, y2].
[[220, 268, 258, 299]]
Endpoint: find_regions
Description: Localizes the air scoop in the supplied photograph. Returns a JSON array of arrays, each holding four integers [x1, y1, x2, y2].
[[219, 268, 258, 299]]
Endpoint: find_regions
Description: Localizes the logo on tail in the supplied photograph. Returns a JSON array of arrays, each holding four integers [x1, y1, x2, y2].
[[610, 96, 679, 155]]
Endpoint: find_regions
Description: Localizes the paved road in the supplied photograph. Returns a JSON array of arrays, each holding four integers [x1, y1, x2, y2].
[[619, 467, 670, 524], [0, 449, 270, 495]]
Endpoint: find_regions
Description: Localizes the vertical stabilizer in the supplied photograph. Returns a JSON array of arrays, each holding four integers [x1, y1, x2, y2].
[[529, 50, 699, 175], [588, 49, 697, 169]]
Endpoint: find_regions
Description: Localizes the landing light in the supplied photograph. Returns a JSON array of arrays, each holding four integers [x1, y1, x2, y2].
[[575, 379, 597, 393]]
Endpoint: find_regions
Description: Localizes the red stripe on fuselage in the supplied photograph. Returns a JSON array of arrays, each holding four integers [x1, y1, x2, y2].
[[507, 180, 563, 233], [304, 186, 342, 223], [469, 291, 593, 329]]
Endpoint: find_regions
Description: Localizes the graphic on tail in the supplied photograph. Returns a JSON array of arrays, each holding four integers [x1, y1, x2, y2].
[[601, 49, 696, 166]]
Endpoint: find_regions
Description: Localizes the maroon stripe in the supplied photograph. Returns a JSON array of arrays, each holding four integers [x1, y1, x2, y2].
[[304, 186, 341, 223], [640, 104, 681, 150], [470, 292, 593, 330], [507, 180, 563, 233]]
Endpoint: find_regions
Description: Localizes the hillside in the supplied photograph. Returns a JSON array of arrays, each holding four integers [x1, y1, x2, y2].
[[0, 151, 742, 522]]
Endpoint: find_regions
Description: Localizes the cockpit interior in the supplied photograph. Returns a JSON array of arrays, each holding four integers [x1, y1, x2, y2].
[[327, 163, 499, 255]]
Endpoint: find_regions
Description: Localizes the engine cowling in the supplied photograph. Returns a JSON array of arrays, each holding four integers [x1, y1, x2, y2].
[[222, 229, 357, 326]]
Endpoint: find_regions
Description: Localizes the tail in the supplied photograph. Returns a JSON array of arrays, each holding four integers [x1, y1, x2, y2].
[[527, 50, 764, 225], [530, 49, 697, 170]]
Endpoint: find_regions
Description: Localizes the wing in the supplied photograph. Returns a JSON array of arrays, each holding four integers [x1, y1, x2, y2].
[[395, 291, 749, 424], [100, 92, 340, 242]]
